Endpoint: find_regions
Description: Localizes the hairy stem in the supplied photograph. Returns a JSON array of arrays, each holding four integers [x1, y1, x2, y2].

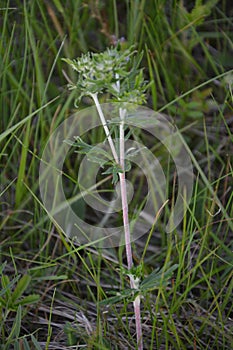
[[119, 107, 133, 270], [92, 95, 143, 350], [134, 295, 143, 350], [91, 93, 119, 163], [119, 107, 143, 350]]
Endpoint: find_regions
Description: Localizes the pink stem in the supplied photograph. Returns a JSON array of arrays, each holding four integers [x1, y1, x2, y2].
[[119, 172, 133, 270], [119, 108, 143, 350], [93, 97, 143, 350], [134, 295, 143, 350]]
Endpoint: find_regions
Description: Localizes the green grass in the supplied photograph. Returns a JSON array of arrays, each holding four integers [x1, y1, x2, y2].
[[0, 0, 233, 349]]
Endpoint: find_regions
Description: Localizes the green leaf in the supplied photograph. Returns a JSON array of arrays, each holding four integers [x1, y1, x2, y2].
[[0, 295, 6, 306], [15, 294, 40, 307], [1, 274, 10, 288], [64, 322, 78, 346], [22, 338, 31, 350], [0, 261, 7, 275], [7, 305, 22, 341], [31, 335, 43, 350], [100, 264, 179, 306], [35, 274, 68, 281], [188, 110, 204, 119], [14, 341, 20, 350], [11, 275, 31, 303], [64, 136, 112, 167], [15, 119, 31, 207], [99, 294, 125, 306], [102, 163, 123, 184], [187, 101, 202, 109], [99, 288, 137, 306], [124, 160, 131, 172], [121, 263, 144, 279], [53, 0, 64, 13], [64, 136, 92, 152], [140, 264, 179, 292], [188, 0, 218, 26], [1, 274, 11, 299], [0, 275, 20, 298], [87, 148, 112, 167]]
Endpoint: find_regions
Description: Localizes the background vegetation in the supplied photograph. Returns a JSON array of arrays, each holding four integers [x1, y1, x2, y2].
[[0, 0, 232, 349]]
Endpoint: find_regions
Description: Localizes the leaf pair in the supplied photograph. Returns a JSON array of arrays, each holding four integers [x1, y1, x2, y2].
[[64, 136, 132, 184], [100, 264, 178, 306]]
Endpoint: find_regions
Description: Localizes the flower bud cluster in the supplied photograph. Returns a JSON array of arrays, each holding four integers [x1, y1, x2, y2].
[[63, 45, 148, 104]]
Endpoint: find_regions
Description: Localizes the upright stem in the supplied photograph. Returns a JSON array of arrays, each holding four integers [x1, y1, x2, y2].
[[91, 93, 119, 163], [92, 95, 143, 350], [134, 295, 143, 350], [119, 108, 143, 350], [119, 107, 133, 270]]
